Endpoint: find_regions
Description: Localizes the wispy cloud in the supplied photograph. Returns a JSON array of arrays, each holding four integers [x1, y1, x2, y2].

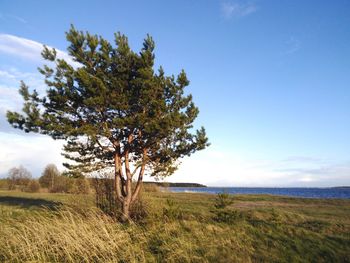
[[282, 156, 326, 164], [221, 1, 257, 20], [0, 13, 27, 24], [285, 36, 301, 54], [8, 15, 27, 24], [0, 34, 80, 68]]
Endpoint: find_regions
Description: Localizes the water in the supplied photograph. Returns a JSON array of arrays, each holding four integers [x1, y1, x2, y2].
[[168, 187, 350, 199]]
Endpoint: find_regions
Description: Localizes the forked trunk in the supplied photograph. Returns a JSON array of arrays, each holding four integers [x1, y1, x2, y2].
[[113, 147, 147, 223], [121, 198, 131, 222]]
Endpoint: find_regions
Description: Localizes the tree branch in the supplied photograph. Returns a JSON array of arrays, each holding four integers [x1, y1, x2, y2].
[[131, 148, 148, 203], [114, 153, 123, 202]]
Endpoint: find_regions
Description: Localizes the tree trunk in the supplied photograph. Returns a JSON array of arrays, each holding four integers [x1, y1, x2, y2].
[[121, 198, 131, 222], [114, 142, 147, 223]]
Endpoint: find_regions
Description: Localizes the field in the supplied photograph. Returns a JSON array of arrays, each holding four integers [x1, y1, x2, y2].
[[0, 190, 349, 262]]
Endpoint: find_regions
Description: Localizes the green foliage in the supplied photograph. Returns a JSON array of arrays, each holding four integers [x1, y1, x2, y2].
[[162, 199, 183, 220], [6, 25, 209, 218], [6, 25, 209, 178], [214, 192, 234, 209], [213, 209, 245, 224], [212, 192, 241, 223], [39, 164, 90, 194]]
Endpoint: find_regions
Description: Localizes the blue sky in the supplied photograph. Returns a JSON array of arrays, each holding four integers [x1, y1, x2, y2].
[[0, 0, 350, 186]]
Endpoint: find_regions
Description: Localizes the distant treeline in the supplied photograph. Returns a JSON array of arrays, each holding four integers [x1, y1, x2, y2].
[[143, 182, 207, 187]]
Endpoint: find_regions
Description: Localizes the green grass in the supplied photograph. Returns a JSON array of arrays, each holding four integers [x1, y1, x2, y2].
[[0, 190, 349, 262]]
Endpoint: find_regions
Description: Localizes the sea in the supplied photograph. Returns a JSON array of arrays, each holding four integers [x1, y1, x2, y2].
[[168, 187, 350, 199]]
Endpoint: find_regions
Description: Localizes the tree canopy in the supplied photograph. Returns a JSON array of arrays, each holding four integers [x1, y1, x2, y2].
[[7, 25, 209, 220], [7, 165, 32, 191], [39, 164, 60, 189]]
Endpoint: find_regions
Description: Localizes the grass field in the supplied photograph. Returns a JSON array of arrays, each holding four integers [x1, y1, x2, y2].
[[0, 190, 349, 262]]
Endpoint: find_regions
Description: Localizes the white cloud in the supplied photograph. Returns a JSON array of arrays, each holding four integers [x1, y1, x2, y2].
[[157, 147, 350, 187], [0, 84, 22, 112], [159, 147, 285, 186], [0, 132, 65, 177], [221, 2, 257, 20], [278, 162, 350, 186], [0, 68, 46, 115], [0, 34, 80, 68], [0, 32, 81, 178]]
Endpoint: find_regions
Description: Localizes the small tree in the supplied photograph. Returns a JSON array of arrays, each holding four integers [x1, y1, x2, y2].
[[214, 192, 234, 209], [39, 164, 60, 190], [25, 180, 41, 193], [71, 177, 91, 194], [50, 175, 74, 193], [7, 26, 209, 221], [7, 165, 32, 191]]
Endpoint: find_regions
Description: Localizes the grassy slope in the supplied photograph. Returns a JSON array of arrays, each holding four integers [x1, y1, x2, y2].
[[0, 190, 349, 262]]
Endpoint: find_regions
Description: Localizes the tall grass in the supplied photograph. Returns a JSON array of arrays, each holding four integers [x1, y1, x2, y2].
[[0, 208, 148, 262], [0, 205, 252, 262], [0, 191, 349, 262]]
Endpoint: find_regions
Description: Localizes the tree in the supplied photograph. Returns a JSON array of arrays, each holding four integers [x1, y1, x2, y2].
[[25, 180, 41, 193], [39, 164, 60, 189], [7, 25, 209, 221], [7, 165, 32, 191]]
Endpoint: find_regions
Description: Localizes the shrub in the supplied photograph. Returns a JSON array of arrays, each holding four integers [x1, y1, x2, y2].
[[212, 192, 242, 223], [70, 178, 91, 194], [93, 178, 119, 217], [50, 176, 74, 193], [214, 192, 233, 209], [130, 195, 149, 223], [213, 209, 244, 223], [0, 179, 8, 190], [163, 199, 183, 220], [24, 180, 41, 193], [142, 183, 160, 193]]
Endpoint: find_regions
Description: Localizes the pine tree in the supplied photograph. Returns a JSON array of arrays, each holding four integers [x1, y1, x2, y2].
[[7, 25, 209, 221]]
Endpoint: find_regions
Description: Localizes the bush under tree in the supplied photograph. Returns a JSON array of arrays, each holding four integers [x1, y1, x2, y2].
[[25, 180, 41, 193]]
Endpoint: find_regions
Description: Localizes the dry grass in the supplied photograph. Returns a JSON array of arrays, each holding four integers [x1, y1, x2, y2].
[[0, 205, 253, 263], [0, 191, 349, 262], [0, 208, 148, 262]]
